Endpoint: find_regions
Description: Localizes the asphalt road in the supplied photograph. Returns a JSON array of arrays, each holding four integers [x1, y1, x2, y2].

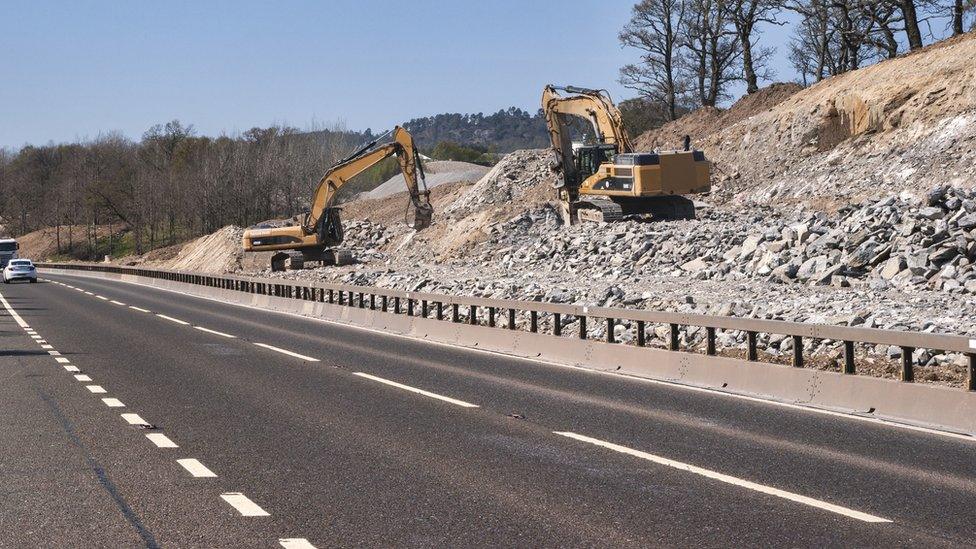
[[2, 272, 975, 547]]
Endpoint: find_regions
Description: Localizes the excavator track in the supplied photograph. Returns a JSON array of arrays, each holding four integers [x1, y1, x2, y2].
[[575, 199, 623, 223]]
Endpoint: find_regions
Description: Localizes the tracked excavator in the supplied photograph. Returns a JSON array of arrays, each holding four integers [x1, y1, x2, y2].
[[542, 85, 711, 224], [242, 126, 434, 271]]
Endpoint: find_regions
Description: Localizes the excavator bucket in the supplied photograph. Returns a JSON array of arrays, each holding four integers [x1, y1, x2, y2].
[[413, 202, 434, 231]]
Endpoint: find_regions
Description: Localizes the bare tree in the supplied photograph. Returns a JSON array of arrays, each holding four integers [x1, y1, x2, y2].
[[725, 0, 784, 94], [684, 0, 742, 106], [619, 0, 689, 120]]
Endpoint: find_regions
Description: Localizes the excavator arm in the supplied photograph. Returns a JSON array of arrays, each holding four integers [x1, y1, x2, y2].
[[542, 85, 633, 188], [306, 126, 432, 233]]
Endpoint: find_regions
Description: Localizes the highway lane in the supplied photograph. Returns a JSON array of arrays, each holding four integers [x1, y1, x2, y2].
[[2, 272, 975, 546]]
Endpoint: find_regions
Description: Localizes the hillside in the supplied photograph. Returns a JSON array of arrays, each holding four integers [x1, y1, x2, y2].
[[636, 31, 976, 209]]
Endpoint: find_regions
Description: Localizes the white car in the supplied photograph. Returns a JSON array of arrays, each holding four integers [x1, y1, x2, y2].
[[3, 259, 37, 283]]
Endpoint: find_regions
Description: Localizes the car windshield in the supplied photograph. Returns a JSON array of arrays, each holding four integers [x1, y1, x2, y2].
[[0, 242, 17, 252]]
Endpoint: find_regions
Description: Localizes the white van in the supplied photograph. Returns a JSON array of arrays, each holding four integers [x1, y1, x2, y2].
[[0, 238, 18, 268]]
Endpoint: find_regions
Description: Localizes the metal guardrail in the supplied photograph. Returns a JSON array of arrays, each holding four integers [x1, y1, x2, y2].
[[39, 262, 976, 391]]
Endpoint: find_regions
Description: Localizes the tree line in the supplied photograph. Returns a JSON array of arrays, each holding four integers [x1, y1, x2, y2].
[[619, 0, 975, 121], [0, 121, 365, 257]]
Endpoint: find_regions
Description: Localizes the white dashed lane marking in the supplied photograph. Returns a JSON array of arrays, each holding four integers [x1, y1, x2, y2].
[[64, 365, 80, 372], [96, 295, 108, 300], [41, 344, 53, 349], [554, 431, 892, 524], [220, 493, 270, 517], [110, 300, 126, 306], [253, 343, 319, 362], [122, 413, 151, 426], [194, 326, 236, 338], [157, 314, 190, 326], [352, 372, 479, 408], [86, 385, 107, 394], [129, 306, 151, 313], [280, 539, 317, 549], [102, 398, 125, 408], [74, 374, 92, 382], [146, 433, 178, 448], [55, 357, 70, 363], [177, 458, 217, 478], [48, 350, 61, 356]]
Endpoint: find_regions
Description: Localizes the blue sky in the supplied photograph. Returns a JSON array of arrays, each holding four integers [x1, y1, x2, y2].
[[0, 1, 799, 149]]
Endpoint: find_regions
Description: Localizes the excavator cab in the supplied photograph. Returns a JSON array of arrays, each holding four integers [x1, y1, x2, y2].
[[573, 143, 617, 186]]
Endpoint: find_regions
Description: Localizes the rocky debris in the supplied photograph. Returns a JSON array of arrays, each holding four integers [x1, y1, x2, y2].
[[443, 149, 553, 218]]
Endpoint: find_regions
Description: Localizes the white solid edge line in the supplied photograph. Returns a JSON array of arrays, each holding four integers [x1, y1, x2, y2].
[[353, 372, 479, 408], [194, 326, 236, 338], [110, 300, 126, 306], [64, 365, 80, 372], [129, 306, 151, 313], [145, 433, 178, 448], [55, 357, 70, 363], [0, 292, 29, 327], [86, 385, 106, 394], [74, 374, 92, 382], [157, 314, 190, 325], [554, 431, 892, 523], [43, 272, 976, 443], [177, 458, 217, 478], [102, 398, 125, 408], [253, 342, 319, 362], [121, 413, 149, 426], [279, 539, 317, 549], [220, 493, 269, 517]]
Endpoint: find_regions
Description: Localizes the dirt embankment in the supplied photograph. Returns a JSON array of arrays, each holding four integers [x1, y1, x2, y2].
[[636, 31, 976, 209]]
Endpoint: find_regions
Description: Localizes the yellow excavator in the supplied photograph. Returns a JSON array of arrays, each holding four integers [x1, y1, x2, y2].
[[242, 126, 433, 271], [542, 85, 711, 224]]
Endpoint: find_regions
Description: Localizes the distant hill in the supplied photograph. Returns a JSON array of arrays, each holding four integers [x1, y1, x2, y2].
[[403, 107, 550, 153]]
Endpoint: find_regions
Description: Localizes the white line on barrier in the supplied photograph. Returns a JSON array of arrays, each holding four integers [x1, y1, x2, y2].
[[195, 326, 236, 338], [353, 372, 479, 408], [157, 314, 190, 325], [177, 458, 217, 478], [253, 343, 319, 362], [146, 433, 178, 448], [220, 493, 269, 516], [554, 431, 892, 523]]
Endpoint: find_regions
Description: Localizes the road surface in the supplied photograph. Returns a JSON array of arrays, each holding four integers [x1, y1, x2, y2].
[[1, 273, 975, 547]]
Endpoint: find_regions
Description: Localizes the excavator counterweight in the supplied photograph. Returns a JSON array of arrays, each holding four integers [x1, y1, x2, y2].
[[242, 126, 433, 271], [542, 85, 711, 224]]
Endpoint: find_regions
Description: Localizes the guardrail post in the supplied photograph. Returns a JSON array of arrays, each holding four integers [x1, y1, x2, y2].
[[901, 347, 915, 382], [452, 303, 459, 323], [669, 324, 679, 351], [381, 295, 388, 312], [358, 292, 363, 309], [843, 341, 856, 374], [706, 327, 716, 356], [436, 302, 444, 320], [488, 307, 496, 328], [508, 309, 516, 330], [530, 311, 538, 333], [747, 331, 758, 362], [606, 318, 615, 343], [554, 313, 562, 336], [792, 336, 803, 368], [421, 300, 428, 317], [394, 297, 400, 314], [968, 354, 976, 392], [636, 321, 645, 347], [469, 305, 477, 325], [578, 316, 587, 339]]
